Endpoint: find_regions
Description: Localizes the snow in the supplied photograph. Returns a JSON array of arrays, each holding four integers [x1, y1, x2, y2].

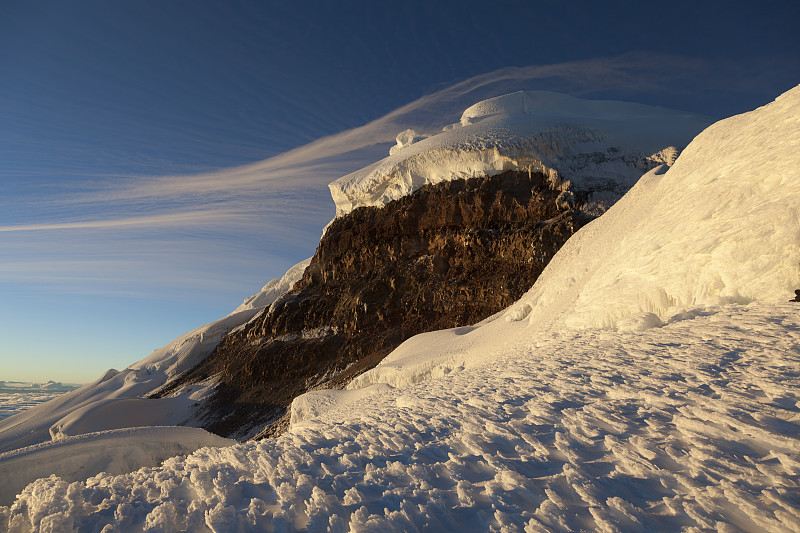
[[348, 84, 800, 393], [0, 427, 234, 506], [1, 86, 799, 530], [512, 85, 800, 331], [329, 90, 710, 217], [290, 384, 392, 428], [1, 303, 797, 530], [0, 258, 309, 454], [46, 381, 217, 441], [230, 259, 312, 316]]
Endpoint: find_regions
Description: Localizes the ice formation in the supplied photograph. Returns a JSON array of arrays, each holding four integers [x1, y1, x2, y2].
[[329, 90, 710, 216]]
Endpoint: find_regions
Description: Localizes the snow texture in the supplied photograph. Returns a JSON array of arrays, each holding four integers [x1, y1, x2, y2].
[[329, 91, 710, 217], [0, 258, 309, 455], [1, 303, 797, 531], [0, 427, 234, 506], [2, 87, 799, 530]]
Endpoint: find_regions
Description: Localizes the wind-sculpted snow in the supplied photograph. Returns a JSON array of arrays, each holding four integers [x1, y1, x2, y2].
[[348, 85, 800, 393], [0, 427, 234, 507], [329, 91, 710, 216], [507, 85, 800, 332], [2, 303, 798, 531], [0, 259, 310, 454]]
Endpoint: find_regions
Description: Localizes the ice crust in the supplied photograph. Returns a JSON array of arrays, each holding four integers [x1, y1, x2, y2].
[[329, 90, 710, 217]]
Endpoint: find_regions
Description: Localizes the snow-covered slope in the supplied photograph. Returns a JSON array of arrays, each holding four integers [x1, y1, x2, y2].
[[3, 305, 798, 530], [3, 87, 798, 530], [0, 426, 234, 507], [346, 85, 800, 393], [0, 258, 309, 454], [510, 87, 800, 332], [329, 90, 710, 216]]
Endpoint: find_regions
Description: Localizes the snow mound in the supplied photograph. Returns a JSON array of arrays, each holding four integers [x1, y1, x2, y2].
[[289, 383, 393, 428], [512, 84, 800, 332], [0, 426, 234, 506], [388, 129, 428, 156], [329, 90, 710, 216], [47, 379, 218, 441], [349, 84, 800, 393], [0, 258, 310, 454]]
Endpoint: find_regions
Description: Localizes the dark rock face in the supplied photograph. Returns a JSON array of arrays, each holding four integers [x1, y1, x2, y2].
[[159, 170, 597, 438]]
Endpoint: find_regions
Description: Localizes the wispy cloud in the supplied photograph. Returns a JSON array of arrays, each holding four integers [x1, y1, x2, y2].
[[0, 209, 251, 232], [47, 54, 734, 204], [2, 54, 763, 301]]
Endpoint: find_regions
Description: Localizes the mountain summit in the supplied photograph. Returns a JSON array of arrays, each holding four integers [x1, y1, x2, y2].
[[0, 91, 710, 451], [0, 89, 724, 516], [148, 91, 709, 439], [330, 90, 709, 216], [2, 84, 799, 532]]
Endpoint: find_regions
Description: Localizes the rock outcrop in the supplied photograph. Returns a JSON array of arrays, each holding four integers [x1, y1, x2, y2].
[[157, 169, 598, 438]]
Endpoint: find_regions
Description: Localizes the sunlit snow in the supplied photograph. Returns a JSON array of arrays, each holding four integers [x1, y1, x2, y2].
[[1, 86, 799, 531], [329, 90, 709, 217]]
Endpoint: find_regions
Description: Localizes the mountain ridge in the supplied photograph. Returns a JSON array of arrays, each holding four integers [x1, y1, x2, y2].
[[0, 89, 710, 451], [157, 169, 599, 438]]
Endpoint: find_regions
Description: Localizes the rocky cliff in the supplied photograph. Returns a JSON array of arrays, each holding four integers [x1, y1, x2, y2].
[[156, 169, 600, 438]]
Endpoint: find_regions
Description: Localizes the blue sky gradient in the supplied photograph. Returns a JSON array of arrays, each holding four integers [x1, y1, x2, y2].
[[2, 0, 798, 382]]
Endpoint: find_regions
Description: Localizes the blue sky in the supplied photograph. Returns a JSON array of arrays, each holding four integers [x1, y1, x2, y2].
[[1, 0, 798, 382]]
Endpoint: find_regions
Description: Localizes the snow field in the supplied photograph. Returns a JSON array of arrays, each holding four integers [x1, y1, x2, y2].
[[329, 91, 709, 216], [346, 84, 800, 394], [1, 303, 797, 531]]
